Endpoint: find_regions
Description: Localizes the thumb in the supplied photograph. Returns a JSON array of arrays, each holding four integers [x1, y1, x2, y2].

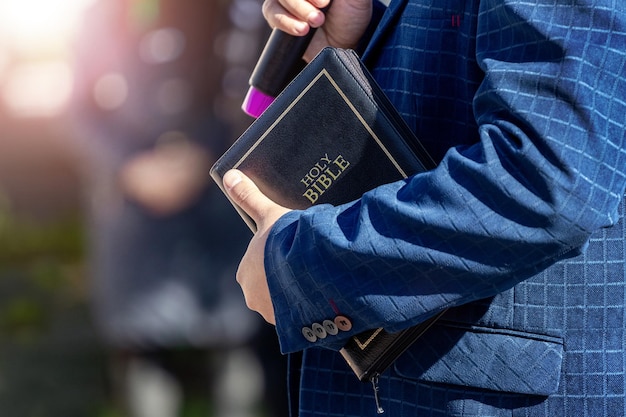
[[223, 169, 276, 227]]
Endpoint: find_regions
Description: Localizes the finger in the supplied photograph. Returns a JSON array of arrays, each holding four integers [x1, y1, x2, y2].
[[223, 169, 274, 225], [263, 0, 325, 33]]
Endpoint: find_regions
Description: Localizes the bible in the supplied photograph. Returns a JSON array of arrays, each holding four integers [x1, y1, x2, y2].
[[210, 47, 444, 383]]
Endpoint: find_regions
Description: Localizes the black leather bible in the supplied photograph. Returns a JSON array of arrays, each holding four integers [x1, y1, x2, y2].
[[210, 47, 443, 382]]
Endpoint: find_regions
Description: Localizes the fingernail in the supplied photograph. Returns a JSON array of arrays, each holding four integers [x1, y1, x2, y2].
[[307, 11, 324, 27], [223, 170, 242, 190], [293, 21, 309, 34]]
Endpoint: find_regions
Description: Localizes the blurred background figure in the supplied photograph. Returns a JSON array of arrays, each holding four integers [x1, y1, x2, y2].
[[71, 0, 288, 417], [0, 0, 288, 415]]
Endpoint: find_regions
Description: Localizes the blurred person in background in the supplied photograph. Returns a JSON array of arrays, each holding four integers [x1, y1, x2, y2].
[[70, 0, 288, 416]]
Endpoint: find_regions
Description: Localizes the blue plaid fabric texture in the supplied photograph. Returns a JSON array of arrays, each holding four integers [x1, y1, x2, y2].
[[264, 0, 626, 415]]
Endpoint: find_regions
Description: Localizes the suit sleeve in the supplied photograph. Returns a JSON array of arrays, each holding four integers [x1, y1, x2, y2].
[[265, 0, 626, 354]]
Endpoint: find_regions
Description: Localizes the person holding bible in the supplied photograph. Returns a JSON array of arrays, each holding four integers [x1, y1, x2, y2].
[[224, 0, 626, 415]]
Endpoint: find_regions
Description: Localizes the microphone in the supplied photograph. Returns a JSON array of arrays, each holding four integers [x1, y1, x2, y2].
[[242, 6, 330, 118]]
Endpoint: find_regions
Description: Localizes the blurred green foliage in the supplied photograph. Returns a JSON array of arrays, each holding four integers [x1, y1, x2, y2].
[[0, 206, 84, 265], [0, 197, 86, 342], [0, 194, 239, 416], [0, 192, 111, 417]]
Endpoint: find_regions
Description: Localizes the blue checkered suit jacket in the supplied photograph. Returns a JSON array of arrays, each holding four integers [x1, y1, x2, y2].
[[264, 0, 626, 415]]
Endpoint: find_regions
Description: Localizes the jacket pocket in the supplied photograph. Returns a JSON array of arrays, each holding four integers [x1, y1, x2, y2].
[[394, 321, 564, 396]]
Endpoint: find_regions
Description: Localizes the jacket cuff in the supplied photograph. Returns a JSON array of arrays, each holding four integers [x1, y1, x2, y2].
[[264, 210, 347, 354]]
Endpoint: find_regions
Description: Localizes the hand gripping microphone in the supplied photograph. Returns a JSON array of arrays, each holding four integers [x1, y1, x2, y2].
[[242, 6, 330, 118]]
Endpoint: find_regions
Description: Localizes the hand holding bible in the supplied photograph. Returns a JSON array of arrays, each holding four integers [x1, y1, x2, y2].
[[223, 169, 291, 325]]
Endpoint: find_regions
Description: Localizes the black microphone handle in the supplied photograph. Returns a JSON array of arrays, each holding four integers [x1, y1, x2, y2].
[[249, 28, 315, 98], [242, 4, 331, 117]]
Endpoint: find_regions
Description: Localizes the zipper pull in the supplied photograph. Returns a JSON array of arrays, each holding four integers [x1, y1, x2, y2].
[[370, 374, 385, 414]]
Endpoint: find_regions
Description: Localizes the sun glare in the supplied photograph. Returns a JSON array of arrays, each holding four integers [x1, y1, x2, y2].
[[0, 0, 95, 117], [0, 0, 94, 53]]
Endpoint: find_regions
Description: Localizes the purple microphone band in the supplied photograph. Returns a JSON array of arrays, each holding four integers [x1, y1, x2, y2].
[[242, 3, 330, 118], [242, 85, 275, 118]]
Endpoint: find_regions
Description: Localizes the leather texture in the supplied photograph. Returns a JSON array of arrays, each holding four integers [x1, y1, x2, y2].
[[263, 0, 626, 416], [211, 48, 432, 227], [341, 310, 444, 381]]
